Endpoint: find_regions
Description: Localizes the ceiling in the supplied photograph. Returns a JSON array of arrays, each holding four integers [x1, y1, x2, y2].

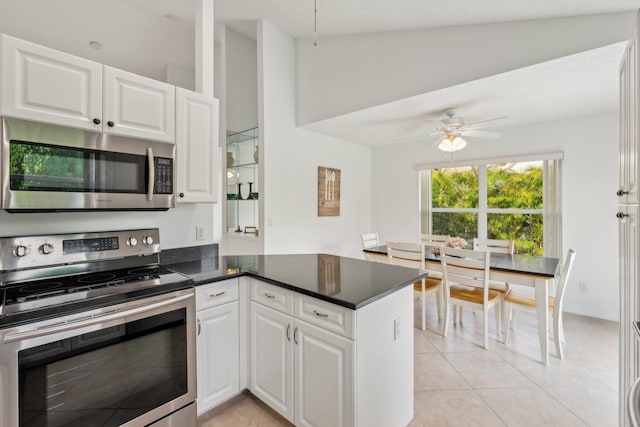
[[0, 0, 638, 147]]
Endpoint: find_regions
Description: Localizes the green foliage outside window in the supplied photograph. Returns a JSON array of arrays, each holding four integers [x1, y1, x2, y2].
[[10, 142, 84, 190], [431, 164, 543, 255]]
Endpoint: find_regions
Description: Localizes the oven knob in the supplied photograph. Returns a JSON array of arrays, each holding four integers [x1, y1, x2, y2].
[[126, 237, 138, 247], [38, 243, 54, 255], [12, 245, 29, 257], [143, 236, 154, 246]]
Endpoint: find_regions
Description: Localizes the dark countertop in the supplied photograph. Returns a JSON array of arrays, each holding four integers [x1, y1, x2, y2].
[[161, 247, 427, 310], [364, 245, 559, 277]]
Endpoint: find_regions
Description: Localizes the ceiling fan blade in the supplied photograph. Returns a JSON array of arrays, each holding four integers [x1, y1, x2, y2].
[[462, 130, 502, 140], [423, 120, 445, 129], [464, 115, 509, 129], [428, 130, 443, 136], [429, 135, 446, 149], [391, 133, 430, 143]]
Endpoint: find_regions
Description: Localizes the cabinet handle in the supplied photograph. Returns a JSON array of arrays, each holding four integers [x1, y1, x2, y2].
[[107, 121, 115, 127], [264, 292, 276, 299], [617, 212, 630, 219], [179, 193, 185, 198], [617, 189, 630, 196], [286, 324, 291, 341], [209, 291, 226, 297], [93, 118, 101, 125], [197, 318, 201, 336], [293, 326, 298, 344], [313, 310, 329, 318]]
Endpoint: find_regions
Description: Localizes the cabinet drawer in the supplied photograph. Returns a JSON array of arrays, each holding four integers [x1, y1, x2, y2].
[[196, 279, 238, 310], [294, 294, 355, 339], [251, 280, 294, 315]]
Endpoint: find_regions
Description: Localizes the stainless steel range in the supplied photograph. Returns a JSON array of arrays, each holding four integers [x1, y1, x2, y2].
[[0, 229, 196, 427]]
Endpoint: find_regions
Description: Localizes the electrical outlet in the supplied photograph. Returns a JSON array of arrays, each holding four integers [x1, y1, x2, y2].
[[578, 281, 587, 292], [196, 226, 205, 241]]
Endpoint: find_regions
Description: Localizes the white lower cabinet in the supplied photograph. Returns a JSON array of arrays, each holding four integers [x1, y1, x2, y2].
[[196, 279, 240, 415], [250, 301, 294, 421], [294, 320, 354, 427], [250, 280, 355, 427], [196, 277, 413, 427]]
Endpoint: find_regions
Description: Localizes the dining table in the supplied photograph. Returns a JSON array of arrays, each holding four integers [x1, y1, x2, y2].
[[363, 244, 560, 365]]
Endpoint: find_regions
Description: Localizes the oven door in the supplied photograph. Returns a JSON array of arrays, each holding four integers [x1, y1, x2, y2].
[[0, 289, 195, 427], [1, 117, 175, 211]]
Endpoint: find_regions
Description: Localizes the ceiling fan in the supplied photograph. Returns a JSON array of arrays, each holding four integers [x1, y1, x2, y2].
[[425, 108, 507, 152]]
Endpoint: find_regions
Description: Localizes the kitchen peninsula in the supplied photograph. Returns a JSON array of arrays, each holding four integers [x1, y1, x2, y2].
[[162, 248, 426, 427]]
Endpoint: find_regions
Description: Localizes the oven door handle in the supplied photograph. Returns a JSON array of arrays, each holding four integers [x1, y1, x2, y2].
[[147, 147, 155, 201], [3, 292, 192, 344]]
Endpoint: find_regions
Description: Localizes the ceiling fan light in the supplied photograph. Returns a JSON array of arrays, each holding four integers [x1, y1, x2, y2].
[[438, 135, 467, 152]]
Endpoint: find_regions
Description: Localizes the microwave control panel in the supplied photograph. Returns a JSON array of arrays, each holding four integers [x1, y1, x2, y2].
[[155, 158, 173, 194]]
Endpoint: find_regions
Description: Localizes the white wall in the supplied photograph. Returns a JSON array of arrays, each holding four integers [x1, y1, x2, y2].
[[296, 12, 633, 125], [372, 112, 619, 320], [260, 20, 373, 258], [0, 204, 217, 249], [226, 28, 258, 133]]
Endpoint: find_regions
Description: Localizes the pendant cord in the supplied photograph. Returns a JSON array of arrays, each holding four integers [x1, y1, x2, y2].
[[313, 0, 318, 46]]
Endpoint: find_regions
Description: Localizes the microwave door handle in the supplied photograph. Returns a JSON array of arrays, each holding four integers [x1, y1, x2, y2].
[[147, 147, 155, 201]]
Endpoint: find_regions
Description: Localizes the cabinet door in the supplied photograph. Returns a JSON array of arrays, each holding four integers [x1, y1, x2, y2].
[[176, 88, 219, 203], [103, 66, 175, 143], [250, 302, 294, 423], [294, 320, 355, 427], [624, 32, 639, 205], [0, 35, 102, 131], [196, 301, 239, 414]]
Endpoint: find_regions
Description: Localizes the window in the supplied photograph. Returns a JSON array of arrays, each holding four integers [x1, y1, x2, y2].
[[420, 157, 561, 256]]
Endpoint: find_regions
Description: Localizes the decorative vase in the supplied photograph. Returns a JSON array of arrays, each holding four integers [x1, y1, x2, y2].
[[253, 146, 259, 163], [227, 152, 235, 166]]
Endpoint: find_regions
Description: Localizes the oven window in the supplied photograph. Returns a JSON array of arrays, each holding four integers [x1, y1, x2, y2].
[[10, 140, 147, 194], [18, 308, 187, 427]]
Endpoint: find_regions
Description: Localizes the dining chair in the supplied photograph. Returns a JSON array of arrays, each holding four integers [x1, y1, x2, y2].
[[387, 242, 442, 331], [472, 237, 515, 254], [361, 232, 381, 249], [459, 237, 514, 327], [504, 248, 576, 359], [419, 234, 450, 248], [441, 246, 501, 349]]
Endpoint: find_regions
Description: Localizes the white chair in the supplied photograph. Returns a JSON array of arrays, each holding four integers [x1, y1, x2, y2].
[[361, 232, 380, 249], [459, 238, 514, 326], [419, 234, 450, 248], [441, 247, 501, 349], [504, 248, 576, 359], [387, 242, 442, 331], [472, 237, 515, 254]]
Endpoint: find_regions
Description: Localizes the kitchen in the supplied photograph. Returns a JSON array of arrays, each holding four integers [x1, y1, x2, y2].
[[0, 0, 632, 426]]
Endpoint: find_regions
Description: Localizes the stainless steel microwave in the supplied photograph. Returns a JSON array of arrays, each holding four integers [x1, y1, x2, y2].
[[1, 118, 175, 212]]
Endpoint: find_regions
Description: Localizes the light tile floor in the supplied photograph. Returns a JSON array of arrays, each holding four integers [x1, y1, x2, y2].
[[198, 298, 618, 427]]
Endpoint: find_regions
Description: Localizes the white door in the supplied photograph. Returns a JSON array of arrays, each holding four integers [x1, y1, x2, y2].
[[103, 66, 175, 143], [294, 320, 355, 427], [176, 88, 219, 203], [250, 302, 294, 423], [0, 34, 102, 131], [196, 301, 239, 415]]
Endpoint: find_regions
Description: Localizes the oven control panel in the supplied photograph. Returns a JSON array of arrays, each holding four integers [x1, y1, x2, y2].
[[0, 228, 161, 270]]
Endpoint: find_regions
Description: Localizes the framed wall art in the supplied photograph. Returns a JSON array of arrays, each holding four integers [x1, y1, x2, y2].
[[318, 166, 341, 216]]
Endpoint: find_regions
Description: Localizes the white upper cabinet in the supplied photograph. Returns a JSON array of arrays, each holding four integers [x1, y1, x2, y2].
[[620, 30, 638, 205], [0, 34, 175, 143], [103, 66, 175, 143], [176, 88, 219, 203], [0, 34, 103, 131]]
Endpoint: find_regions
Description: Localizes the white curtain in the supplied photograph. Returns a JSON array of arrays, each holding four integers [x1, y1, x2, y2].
[[543, 159, 563, 259]]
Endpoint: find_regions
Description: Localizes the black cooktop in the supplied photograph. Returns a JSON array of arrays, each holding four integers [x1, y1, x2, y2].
[[0, 266, 193, 328]]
